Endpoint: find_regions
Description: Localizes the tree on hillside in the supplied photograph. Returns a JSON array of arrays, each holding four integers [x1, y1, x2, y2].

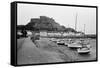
[[17, 25, 25, 30], [64, 28, 77, 33]]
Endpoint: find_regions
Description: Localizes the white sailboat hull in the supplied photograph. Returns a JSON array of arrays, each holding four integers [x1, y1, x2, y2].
[[68, 43, 82, 48], [77, 48, 90, 54]]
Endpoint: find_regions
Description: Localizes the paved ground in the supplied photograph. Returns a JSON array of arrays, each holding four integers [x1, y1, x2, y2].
[[17, 37, 97, 65], [17, 37, 64, 65]]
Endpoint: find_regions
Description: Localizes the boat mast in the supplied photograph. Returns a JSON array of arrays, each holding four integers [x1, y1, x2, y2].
[[84, 24, 85, 34], [68, 24, 69, 27], [75, 13, 78, 31]]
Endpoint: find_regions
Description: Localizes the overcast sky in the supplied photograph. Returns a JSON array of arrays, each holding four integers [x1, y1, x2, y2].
[[17, 3, 96, 34]]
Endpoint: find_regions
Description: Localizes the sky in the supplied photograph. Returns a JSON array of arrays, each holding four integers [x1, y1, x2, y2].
[[17, 3, 96, 34]]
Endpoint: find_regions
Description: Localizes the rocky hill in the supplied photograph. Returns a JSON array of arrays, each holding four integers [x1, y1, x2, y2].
[[25, 16, 77, 32]]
